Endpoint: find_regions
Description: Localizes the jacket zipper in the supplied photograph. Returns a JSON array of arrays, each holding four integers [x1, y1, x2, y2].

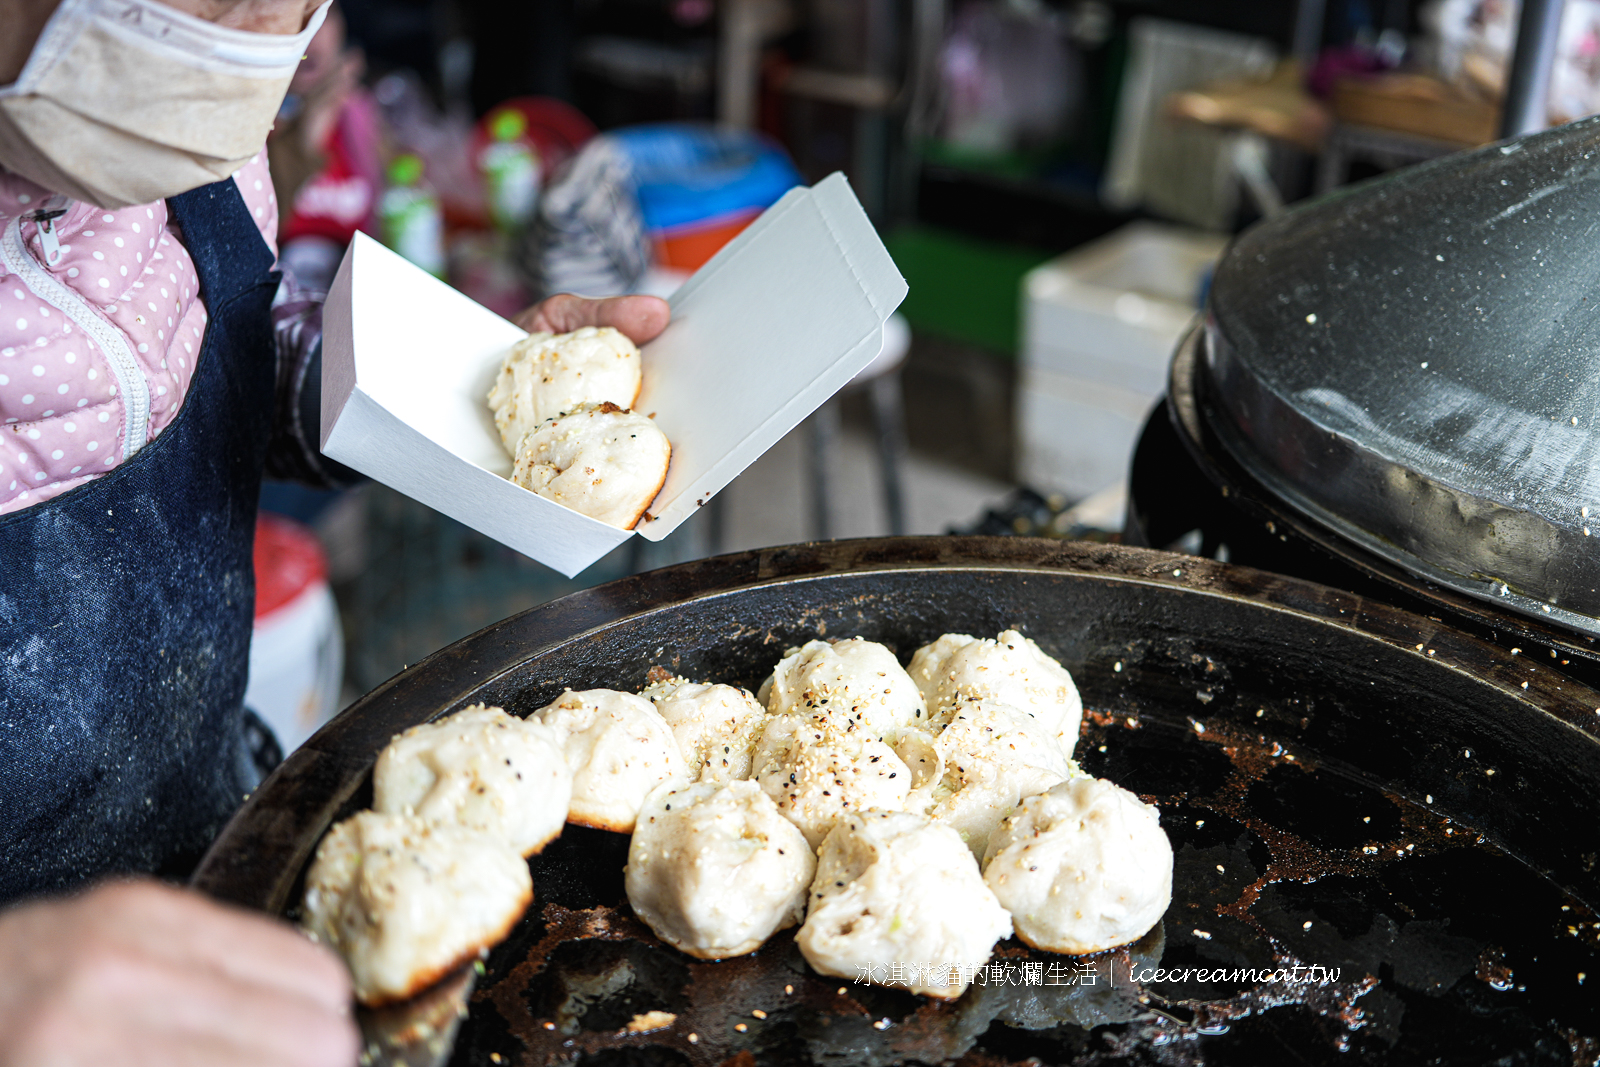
[[1, 215, 149, 456], [36, 214, 62, 267]]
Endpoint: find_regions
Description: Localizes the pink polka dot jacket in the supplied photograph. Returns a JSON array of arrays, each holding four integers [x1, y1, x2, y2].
[[0, 151, 332, 514]]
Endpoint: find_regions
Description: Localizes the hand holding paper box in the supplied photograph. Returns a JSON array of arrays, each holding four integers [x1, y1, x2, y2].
[[320, 172, 907, 577]]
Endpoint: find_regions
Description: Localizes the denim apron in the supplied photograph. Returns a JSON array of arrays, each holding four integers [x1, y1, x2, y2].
[[0, 179, 277, 901]]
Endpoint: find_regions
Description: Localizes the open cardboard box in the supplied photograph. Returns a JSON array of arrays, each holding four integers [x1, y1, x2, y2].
[[321, 173, 908, 577]]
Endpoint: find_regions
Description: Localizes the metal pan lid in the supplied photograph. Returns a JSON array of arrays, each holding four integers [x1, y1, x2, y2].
[[1204, 115, 1600, 637]]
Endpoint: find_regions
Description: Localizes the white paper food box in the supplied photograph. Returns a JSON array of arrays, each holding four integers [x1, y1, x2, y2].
[[321, 173, 907, 577]]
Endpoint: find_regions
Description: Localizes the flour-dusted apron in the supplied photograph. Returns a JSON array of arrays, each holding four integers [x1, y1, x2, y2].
[[0, 179, 278, 900]]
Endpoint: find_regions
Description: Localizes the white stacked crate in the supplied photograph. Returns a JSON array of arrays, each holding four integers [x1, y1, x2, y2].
[[1018, 222, 1228, 501]]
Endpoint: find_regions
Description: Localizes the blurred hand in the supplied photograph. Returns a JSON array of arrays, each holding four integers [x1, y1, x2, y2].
[[514, 293, 672, 347], [0, 879, 358, 1067]]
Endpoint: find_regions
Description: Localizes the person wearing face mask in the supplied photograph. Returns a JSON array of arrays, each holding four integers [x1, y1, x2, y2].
[[0, 0, 669, 1062]]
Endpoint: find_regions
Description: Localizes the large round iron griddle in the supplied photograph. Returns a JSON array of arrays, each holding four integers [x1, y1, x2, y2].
[[1206, 114, 1600, 638], [193, 538, 1600, 1065]]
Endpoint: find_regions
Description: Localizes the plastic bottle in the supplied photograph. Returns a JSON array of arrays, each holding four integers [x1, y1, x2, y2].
[[379, 153, 445, 277], [480, 108, 542, 233]]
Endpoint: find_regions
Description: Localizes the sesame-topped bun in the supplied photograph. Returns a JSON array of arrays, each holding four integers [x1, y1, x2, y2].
[[749, 712, 912, 848], [797, 810, 1012, 999], [372, 703, 572, 857], [907, 630, 1083, 760], [640, 675, 769, 783], [982, 776, 1173, 955], [511, 402, 671, 530], [530, 688, 691, 833], [301, 811, 532, 1006], [903, 700, 1076, 860], [764, 638, 927, 739], [488, 326, 642, 453], [625, 780, 814, 959]]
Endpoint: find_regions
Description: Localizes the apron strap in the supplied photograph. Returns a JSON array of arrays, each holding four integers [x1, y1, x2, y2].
[[168, 178, 277, 308]]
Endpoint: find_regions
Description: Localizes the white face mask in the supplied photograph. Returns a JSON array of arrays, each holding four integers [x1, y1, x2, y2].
[[0, 0, 330, 209]]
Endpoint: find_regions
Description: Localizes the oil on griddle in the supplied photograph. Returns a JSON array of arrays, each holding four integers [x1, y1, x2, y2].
[[447, 698, 1600, 1067]]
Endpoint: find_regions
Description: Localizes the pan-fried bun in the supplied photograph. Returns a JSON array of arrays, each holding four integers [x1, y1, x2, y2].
[[749, 713, 911, 848], [625, 780, 814, 958], [765, 638, 926, 738], [797, 811, 1011, 999], [982, 777, 1173, 955], [301, 811, 532, 1006], [905, 700, 1074, 859], [641, 676, 768, 782], [531, 688, 690, 833], [373, 703, 571, 857], [908, 630, 1083, 759], [511, 402, 670, 530], [488, 326, 642, 453]]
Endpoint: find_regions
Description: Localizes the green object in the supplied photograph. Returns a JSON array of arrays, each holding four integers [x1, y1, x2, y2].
[[380, 155, 445, 277], [489, 107, 528, 142], [387, 153, 424, 187], [480, 112, 541, 232], [885, 225, 1053, 357]]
